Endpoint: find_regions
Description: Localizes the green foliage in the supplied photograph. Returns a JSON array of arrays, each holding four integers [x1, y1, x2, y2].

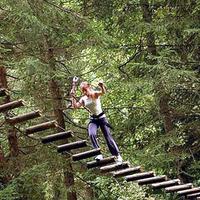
[[0, 184, 19, 200], [0, 0, 200, 199], [0, 164, 48, 200], [94, 177, 147, 200]]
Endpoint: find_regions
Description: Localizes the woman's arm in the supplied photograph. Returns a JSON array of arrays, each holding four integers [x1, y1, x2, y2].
[[94, 81, 106, 98], [70, 95, 83, 108], [70, 77, 83, 109]]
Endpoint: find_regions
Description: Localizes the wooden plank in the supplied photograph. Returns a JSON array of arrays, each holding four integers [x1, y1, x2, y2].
[[87, 156, 115, 169], [125, 171, 155, 182], [25, 121, 57, 135], [165, 183, 193, 193], [177, 187, 200, 196], [100, 162, 129, 173], [187, 192, 200, 198], [151, 179, 181, 189], [72, 148, 101, 161], [7, 110, 41, 124], [57, 140, 87, 153], [41, 131, 72, 144], [137, 175, 167, 185], [112, 166, 141, 178], [0, 99, 24, 112]]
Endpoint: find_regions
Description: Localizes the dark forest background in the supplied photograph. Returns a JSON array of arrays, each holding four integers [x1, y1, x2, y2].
[[0, 0, 200, 199]]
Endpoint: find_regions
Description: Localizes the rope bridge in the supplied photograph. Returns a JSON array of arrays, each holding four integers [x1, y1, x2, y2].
[[0, 87, 200, 200]]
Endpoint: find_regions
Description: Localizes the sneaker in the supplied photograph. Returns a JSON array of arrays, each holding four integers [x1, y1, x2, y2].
[[116, 155, 123, 164], [95, 154, 103, 161]]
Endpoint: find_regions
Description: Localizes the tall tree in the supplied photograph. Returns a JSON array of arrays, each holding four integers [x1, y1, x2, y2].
[[46, 38, 77, 200], [0, 66, 20, 180]]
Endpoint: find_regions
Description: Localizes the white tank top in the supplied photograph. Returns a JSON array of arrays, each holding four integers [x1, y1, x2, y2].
[[80, 95, 105, 117]]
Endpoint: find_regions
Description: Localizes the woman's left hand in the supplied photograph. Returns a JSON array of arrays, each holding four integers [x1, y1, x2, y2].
[[73, 76, 79, 83], [98, 80, 104, 87]]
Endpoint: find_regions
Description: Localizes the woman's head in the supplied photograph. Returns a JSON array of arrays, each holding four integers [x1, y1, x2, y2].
[[80, 81, 91, 94]]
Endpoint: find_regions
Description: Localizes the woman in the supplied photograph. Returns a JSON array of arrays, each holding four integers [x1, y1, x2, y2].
[[70, 78, 123, 163]]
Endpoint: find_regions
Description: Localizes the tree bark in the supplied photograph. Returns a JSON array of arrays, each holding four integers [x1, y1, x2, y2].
[[158, 92, 173, 133], [82, 0, 88, 16], [0, 145, 4, 163], [0, 66, 19, 157], [140, 0, 156, 64], [46, 45, 77, 200], [0, 66, 20, 185], [140, 0, 189, 184], [140, 0, 174, 134], [49, 78, 77, 200]]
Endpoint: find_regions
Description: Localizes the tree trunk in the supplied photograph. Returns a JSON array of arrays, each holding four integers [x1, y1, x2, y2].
[[140, 0, 187, 183], [49, 78, 77, 200], [85, 185, 95, 200], [0, 80, 5, 164], [46, 46, 77, 200], [158, 92, 173, 133], [140, 0, 174, 134], [140, 0, 156, 64], [0, 66, 20, 185], [0, 66, 19, 157], [0, 145, 6, 182], [0, 145, 4, 163], [82, 0, 88, 16]]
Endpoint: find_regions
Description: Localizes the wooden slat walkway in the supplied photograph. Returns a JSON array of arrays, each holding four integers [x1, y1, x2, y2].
[[1, 93, 200, 199]]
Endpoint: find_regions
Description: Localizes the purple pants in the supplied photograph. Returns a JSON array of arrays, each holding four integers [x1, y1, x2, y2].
[[88, 117, 120, 156]]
